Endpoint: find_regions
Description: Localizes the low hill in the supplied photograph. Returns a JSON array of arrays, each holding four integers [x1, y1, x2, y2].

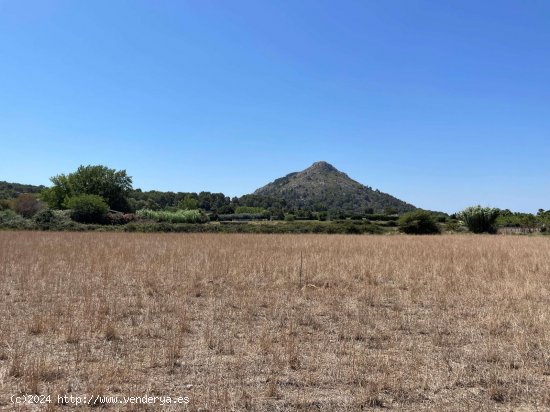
[[253, 161, 416, 214], [0, 181, 45, 199]]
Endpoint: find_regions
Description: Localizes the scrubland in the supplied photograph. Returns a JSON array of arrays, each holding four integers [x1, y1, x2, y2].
[[0, 232, 549, 411]]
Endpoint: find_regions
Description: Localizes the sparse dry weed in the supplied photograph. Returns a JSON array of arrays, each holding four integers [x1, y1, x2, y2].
[[0, 232, 549, 410]]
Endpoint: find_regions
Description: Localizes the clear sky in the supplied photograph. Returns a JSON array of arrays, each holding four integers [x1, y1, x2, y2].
[[1, 0, 549, 213]]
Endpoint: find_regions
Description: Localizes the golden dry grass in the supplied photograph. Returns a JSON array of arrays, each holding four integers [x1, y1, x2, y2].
[[0, 231, 549, 411]]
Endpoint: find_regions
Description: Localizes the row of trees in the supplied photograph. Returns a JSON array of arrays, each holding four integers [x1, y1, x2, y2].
[[32, 165, 407, 221], [396, 206, 547, 234], [1, 164, 548, 232]]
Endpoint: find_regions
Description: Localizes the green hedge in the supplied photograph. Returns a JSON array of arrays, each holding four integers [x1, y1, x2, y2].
[[136, 209, 208, 223]]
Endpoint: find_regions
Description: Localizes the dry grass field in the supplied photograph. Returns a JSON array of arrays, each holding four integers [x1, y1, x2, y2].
[[0, 232, 549, 411]]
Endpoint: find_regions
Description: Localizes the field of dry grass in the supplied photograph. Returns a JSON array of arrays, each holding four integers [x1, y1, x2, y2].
[[0, 231, 549, 411]]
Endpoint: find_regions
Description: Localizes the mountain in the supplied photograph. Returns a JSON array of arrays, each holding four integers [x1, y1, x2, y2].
[[252, 161, 416, 214]]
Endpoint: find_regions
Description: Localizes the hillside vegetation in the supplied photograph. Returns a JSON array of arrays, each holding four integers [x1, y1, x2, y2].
[[254, 161, 416, 214], [0, 181, 45, 199], [2, 163, 549, 234]]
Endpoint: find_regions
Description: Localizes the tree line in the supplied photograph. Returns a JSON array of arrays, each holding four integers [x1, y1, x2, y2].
[[1, 164, 549, 234]]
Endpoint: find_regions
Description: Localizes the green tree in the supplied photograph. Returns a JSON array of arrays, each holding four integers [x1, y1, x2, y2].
[[41, 174, 72, 210], [458, 206, 499, 234], [235, 206, 266, 214], [41, 165, 133, 212], [178, 195, 199, 210], [66, 194, 109, 224], [398, 210, 440, 234]]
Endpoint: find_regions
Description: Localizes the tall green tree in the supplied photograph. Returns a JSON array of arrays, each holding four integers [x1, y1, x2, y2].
[[178, 195, 199, 210], [41, 165, 133, 212]]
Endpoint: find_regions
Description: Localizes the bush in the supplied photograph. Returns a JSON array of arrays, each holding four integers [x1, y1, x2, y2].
[[123, 220, 385, 234], [444, 219, 464, 232], [342, 223, 362, 234], [235, 206, 266, 214], [458, 206, 499, 234], [33, 209, 56, 227], [0, 199, 13, 211], [105, 211, 135, 225], [66, 194, 109, 224], [0, 210, 34, 229], [398, 211, 440, 234], [364, 214, 399, 221], [218, 213, 265, 221], [14, 194, 43, 218]]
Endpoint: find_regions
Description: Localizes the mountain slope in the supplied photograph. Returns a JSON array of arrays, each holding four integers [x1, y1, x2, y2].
[[253, 161, 416, 214]]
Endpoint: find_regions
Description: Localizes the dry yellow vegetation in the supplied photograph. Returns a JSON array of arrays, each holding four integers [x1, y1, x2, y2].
[[0, 232, 549, 411]]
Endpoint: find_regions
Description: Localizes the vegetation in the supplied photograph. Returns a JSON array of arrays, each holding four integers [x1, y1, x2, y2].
[[0, 199, 12, 211], [66, 194, 110, 224], [458, 206, 500, 234], [253, 161, 416, 214], [397, 210, 441, 234], [33, 209, 82, 231], [123, 220, 385, 234], [217, 213, 266, 221], [130, 190, 230, 213], [2, 164, 549, 234], [42, 165, 133, 212], [496, 209, 539, 228], [14, 193, 44, 218], [0, 181, 45, 199], [136, 208, 208, 224], [2, 232, 549, 410], [235, 205, 267, 214], [178, 195, 199, 210], [0, 209, 34, 229]]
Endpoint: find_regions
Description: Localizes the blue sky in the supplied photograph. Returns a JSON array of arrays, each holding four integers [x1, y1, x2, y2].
[[1, 0, 549, 213]]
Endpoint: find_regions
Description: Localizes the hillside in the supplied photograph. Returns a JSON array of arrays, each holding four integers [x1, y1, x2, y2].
[[0, 181, 45, 199], [253, 161, 416, 214]]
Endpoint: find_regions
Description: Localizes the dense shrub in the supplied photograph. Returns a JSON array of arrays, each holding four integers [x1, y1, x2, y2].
[[66, 194, 109, 224], [33, 209, 56, 227], [136, 209, 208, 224], [218, 213, 265, 221], [496, 213, 538, 228], [216, 205, 235, 214], [123, 221, 385, 234], [398, 211, 440, 234], [364, 214, 399, 221], [0, 199, 13, 211], [30, 209, 76, 230], [444, 219, 464, 232], [235, 206, 266, 214], [342, 223, 362, 234], [0, 210, 35, 229], [458, 206, 499, 234], [105, 211, 135, 225], [14, 194, 43, 218]]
